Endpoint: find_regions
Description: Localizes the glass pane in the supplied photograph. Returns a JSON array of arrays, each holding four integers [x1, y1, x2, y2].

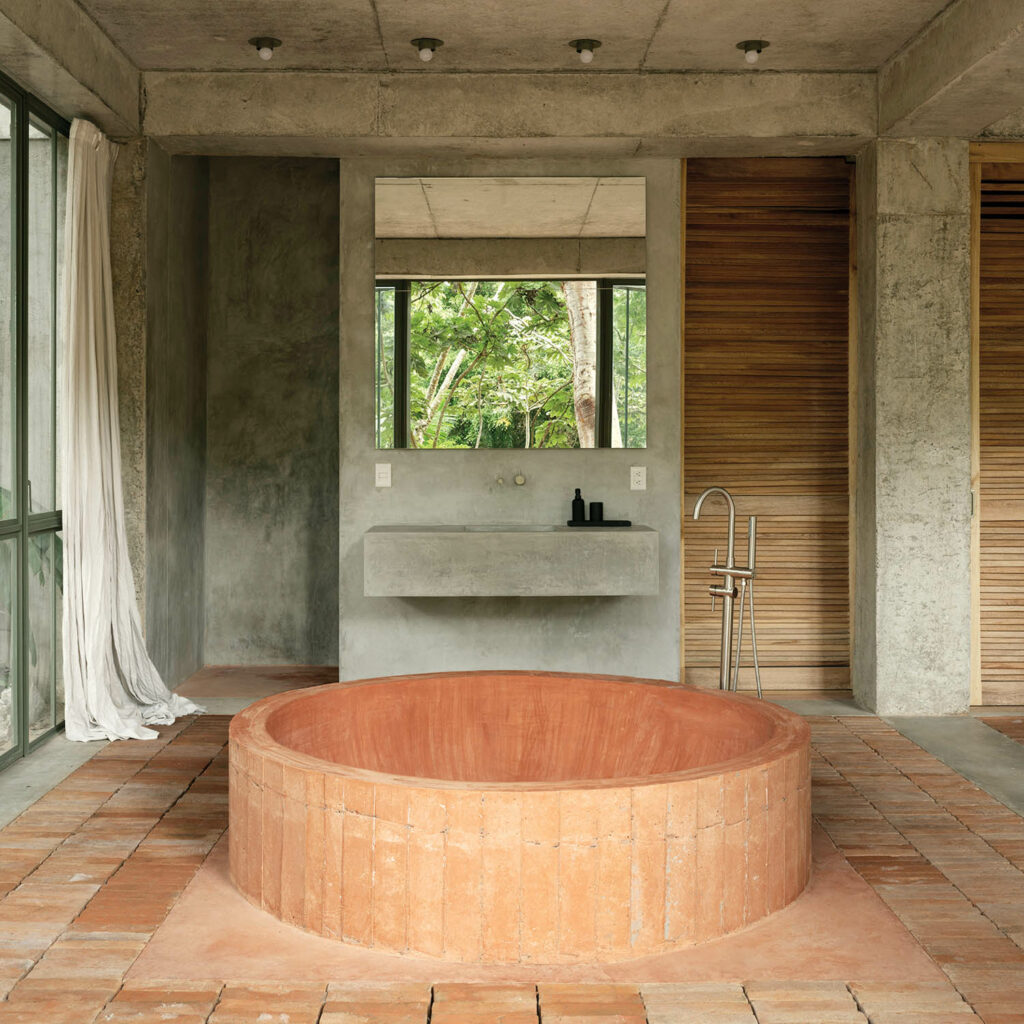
[[54, 530, 63, 726], [375, 286, 395, 449], [0, 536, 15, 757], [0, 99, 14, 522], [395, 280, 590, 450], [611, 284, 647, 449], [27, 117, 54, 513], [55, 133, 67, 511], [27, 531, 54, 741]]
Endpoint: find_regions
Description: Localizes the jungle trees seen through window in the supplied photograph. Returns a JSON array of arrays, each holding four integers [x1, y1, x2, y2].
[[375, 278, 646, 449]]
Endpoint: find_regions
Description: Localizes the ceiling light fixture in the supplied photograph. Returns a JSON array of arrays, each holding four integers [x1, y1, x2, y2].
[[737, 39, 769, 65], [411, 37, 444, 62], [569, 39, 601, 64], [248, 36, 281, 61]]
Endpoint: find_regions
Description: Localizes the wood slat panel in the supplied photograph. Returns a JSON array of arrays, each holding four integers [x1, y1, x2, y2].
[[980, 163, 1024, 703], [684, 158, 852, 692]]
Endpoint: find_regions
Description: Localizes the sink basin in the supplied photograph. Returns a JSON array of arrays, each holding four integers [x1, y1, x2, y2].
[[464, 523, 557, 532]]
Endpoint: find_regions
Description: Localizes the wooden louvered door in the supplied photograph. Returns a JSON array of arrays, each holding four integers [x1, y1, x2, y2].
[[978, 163, 1024, 704], [683, 158, 853, 691]]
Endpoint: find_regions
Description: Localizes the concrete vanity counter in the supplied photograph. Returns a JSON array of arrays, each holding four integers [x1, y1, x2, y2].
[[363, 524, 659, 597]]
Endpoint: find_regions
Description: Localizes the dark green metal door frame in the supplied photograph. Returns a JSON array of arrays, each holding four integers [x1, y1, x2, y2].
[[0, 68, 69, 772]]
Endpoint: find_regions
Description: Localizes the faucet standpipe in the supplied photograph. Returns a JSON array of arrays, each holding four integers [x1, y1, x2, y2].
[[730, 515, 763, 698]]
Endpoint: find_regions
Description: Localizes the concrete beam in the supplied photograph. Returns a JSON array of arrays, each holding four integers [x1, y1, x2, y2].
[[143, 71, 876, 155], [880, 0, 1024, 137], [0, 0, 139, 136], [374, 237, 645, 278], [980, 106, 1024, 138]]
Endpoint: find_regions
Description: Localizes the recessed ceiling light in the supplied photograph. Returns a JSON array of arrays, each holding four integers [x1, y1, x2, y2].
[[569, 39, 601, 64], [737, 39, 769, 65], [411, 37, 444, 62], [248, 36, 281, 61]]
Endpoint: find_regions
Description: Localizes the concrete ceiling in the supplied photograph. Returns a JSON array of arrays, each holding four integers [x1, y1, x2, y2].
[[375, 177, 646, 238], [76, 0, 954, 72]]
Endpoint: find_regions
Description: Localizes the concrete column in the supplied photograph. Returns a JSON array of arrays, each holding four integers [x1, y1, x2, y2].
[[110, 137, 210, 686], [110, 137, 149, 619], [854, 138, 972, 715]]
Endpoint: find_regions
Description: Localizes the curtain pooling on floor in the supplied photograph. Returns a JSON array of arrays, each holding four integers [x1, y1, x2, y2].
[[61, 119, 202, 741]]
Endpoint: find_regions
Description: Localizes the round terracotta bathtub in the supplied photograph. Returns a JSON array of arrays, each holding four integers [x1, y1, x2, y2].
[[228, 671, 811, 964]]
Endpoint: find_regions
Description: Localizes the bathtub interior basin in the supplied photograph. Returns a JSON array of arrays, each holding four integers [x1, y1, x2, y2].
[[263, 672, 780, 786]]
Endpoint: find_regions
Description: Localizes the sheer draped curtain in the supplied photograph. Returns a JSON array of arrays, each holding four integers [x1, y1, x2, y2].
[[62, 119, 201, 741]]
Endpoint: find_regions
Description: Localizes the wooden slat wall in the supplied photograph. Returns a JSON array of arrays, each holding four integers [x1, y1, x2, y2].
[[684, 159, 852, 691], [979, 163, 1024, 704]]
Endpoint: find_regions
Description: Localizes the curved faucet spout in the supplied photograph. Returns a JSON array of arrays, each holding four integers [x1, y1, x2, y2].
[[694, 486, 736, 568]]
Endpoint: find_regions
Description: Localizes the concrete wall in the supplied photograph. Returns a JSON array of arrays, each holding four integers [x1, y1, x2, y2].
[[110, 137, 148, 617], [144, 144, 208, 688], [854, 138, 972, 715], [374, 237, 645, 278], [339, 158, 681, 681], [205, 157, 339, 664]]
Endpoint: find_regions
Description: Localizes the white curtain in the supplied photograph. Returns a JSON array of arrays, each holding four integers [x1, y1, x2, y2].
[[62, 119, 202, 741]]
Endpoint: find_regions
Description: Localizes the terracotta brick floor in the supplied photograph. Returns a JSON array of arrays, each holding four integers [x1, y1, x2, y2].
[[1, 712, 1023, 1022]]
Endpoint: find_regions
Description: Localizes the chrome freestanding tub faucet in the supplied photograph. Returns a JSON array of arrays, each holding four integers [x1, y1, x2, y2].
[[693, 486, 763, 697], [693, 487, 738, 692]]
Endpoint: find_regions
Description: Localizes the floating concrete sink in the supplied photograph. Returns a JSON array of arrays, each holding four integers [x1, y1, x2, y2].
[[363, 524, 659, 597]]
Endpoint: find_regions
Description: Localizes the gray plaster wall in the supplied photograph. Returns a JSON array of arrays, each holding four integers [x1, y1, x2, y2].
[[339, 158, 681, 681], [854, 138, 972, 715], [144, 144, 208, 688], [110, 137, 148, 618], [205, 157, 339, 664]]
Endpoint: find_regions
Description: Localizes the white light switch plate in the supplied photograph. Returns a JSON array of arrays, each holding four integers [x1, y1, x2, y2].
[[375, 463, 392, 488], [630, 465, 646, 491]]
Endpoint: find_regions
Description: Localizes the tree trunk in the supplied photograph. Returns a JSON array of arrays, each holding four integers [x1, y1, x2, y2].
[[562, 281, 598, 448], [610, 380, 623, 448]]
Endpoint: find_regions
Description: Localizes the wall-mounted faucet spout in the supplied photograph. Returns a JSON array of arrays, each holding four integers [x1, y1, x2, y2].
[[694, 486, 738, 692]]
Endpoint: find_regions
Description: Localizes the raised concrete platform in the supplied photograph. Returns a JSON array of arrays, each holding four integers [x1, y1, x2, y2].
[[363, 524, 659, 597]]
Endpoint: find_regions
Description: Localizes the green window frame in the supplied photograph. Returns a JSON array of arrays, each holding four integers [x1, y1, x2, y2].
[[0, 67, 70, 771]]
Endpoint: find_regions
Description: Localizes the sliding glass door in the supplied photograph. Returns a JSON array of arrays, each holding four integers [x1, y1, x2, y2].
[[0, 73, 69, 769]]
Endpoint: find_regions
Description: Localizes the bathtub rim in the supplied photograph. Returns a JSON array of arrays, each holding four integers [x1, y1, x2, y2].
[[228, 669, 810, 792]]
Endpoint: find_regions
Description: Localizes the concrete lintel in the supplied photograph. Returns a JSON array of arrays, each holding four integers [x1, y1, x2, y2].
[[0, 0, 139, 136], [153, 133, 870, 160], [143, 71, 876, 152], [374, 237, 645, 278], [880, 0, 1024, 137]]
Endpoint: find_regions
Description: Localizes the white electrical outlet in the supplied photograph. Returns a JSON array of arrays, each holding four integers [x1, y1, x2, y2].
[[630, 465, 646, 491], [375, 463, 392, 488]]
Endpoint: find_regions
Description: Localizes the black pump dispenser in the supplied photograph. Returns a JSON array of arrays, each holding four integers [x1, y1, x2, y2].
[[571, 488, 585, 523]]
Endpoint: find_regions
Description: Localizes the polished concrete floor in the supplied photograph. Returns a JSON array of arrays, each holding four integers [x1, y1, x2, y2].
[[0, 669, 1023, 1023]]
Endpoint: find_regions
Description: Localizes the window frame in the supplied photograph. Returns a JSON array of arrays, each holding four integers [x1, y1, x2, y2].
[[0, 67, 70, 771], [375, 276, 645, 450]]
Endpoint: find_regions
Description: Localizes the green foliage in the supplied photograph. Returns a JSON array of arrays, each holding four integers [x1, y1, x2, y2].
[[375, 279, 647, 450], [612, 285, 647, 449], [407, 280, 580, 450], [374, 288, 395, 449]]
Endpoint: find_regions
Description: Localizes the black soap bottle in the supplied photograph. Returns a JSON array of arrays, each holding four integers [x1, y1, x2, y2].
[[571, 488, 586, 523]]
